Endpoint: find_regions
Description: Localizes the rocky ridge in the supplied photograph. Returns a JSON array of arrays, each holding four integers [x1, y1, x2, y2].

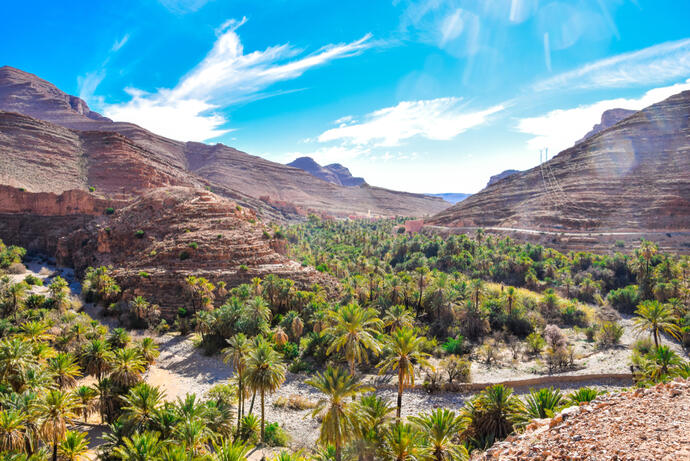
[[475, 379, 690, 460], [429, 91, 690, 235], [55, 187, 335, 315], [286, 156, 366, 186], [0, 66, 447, 218], [577, 108, 636, 144]]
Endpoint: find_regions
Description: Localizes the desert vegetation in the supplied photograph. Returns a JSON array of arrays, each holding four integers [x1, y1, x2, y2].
[[0, 219, 688, 459]]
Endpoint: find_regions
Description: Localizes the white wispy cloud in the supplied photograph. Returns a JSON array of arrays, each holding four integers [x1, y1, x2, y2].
[[535, 38, 690, 91], [158, 0, 213, 14], [103, 19, 372, 142], [318, 97, 504, 146], [111, 34, 130, 52], [77, 33, 131, 105], [517, 80, 690, 154]]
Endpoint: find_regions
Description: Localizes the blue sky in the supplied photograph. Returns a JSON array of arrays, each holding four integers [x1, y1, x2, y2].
[[3, 0, 690, 193]]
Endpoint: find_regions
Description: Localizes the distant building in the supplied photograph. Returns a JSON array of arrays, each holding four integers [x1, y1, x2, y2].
[[404, 219, 424, 234]]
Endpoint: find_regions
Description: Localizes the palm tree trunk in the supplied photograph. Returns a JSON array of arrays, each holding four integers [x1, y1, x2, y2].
[[260, 389, 265, 443], [249, 390, 256, 415], [335, 439, 342, 461], [52, 440, 58, 461], [396, 368, 403, 419], [654, 329, 659, 349], [237, 372, 243, 431]]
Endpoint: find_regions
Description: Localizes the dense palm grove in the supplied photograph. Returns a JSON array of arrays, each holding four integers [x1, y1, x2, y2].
[[0, 215, 688, 460]]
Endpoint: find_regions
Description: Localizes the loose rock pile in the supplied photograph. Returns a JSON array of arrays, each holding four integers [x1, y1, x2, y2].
[[475, 378, 690, 461]]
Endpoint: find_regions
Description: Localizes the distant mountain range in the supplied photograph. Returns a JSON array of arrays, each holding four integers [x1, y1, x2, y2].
[[0, 66, 448, 219], [427, 193, 472, 204], [287, 157, 366, 187]]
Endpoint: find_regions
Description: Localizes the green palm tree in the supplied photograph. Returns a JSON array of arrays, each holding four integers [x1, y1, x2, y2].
[[0, 409, 27, 452], [110, 347, 145, 387], [644, 345, 682, 382], [36, 389, 79, 461], [80, 339, 113, 383], [462, 384, 525, 445], [121, 383, 166, 430], [245, 338, 286, 443], [73, 385, 98, 423], [524, 387, 564, 419], [633, 300, 681, 348], [48, 353, 82, 390], [222, 333, 251, 429], [409, 408, 468, 461], [377, 327, 431, 419], [0, 337, 36, 391], [306, 366, 372, 461], [175, 417, 212, 456], [113, 432, 164, 461], [137, 337, 160, 366], [352, 395, 395, 461], [383, 305, 415, 332], [57, 430, 89, 461], [325, 303, 383, 376], [212, 439, 253, 461], [380, 422, 430, 461]]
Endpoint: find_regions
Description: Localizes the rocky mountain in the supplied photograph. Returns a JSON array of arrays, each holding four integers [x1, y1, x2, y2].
[[0, 185, 334, 316], [427, 193, 471, 204], [577, 108, 636, 144], [287, 156, 365, 186], [476, 379, 690, 460], [0, 66, 447, 219], [428, 91, 690, 235], [487, 169, 521, 187]]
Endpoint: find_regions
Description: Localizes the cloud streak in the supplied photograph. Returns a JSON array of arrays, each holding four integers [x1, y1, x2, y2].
[[535, 38, 690, 91], [103, 19, 372, 142], [318, 97, 503, 146]]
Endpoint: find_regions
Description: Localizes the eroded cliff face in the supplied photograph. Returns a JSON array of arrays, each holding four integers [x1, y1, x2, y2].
[[0, 186, 335, 316], [429, 91, 690, 233]]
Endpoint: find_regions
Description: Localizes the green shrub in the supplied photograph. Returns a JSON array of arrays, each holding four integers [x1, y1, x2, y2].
[[134, 230, 145, 239], [440, 355, 471, 384], [24, 274, 43, 286], [138, 271, 150, 278], [606, 285, 640, 313], [279, 342, 299, 361], [105, 207, 114, 215], [263, 230, 271, 239], [596, 321, 624, 348], [442, 335, 466, 355], [88, 186, 96, 192], [179, 251, 190, 261], [526, 332, 546, 355], [568, 387, 600, 404], [561, 304, 587, 327], [264, 422, 289, 447], [239, 264, 249, 272], [315, 263, 328, 273], [188, 242, 198, 249]]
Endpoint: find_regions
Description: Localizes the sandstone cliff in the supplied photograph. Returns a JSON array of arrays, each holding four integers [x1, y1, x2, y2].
[[429, 91, 690, 233]]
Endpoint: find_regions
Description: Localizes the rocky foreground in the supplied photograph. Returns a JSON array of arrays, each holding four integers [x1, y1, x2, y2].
[[476, 379, 690, 461]]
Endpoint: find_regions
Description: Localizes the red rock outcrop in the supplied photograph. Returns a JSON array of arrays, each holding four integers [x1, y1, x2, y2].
[[56, 187, 335, 315], [475, 379, 690, 460], [429, 91, 690, 234]]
